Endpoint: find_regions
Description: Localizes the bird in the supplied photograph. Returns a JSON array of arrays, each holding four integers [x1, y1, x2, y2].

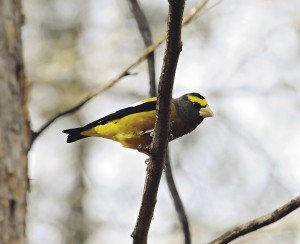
[[62, 92, 213, 150]]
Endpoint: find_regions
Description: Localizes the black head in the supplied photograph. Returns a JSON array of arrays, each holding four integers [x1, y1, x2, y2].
[[176, 93, 214, 123]]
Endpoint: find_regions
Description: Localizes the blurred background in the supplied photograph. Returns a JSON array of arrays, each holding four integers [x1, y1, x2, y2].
[[24, 0, 300, 243]]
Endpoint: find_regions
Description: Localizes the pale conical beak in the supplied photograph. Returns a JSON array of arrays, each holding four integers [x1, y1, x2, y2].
[[199, 106, 214, 118]]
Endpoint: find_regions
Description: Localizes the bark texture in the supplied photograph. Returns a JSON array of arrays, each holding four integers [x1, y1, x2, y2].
[[131, 0, 186, 243], [0, 0, 29, 243]]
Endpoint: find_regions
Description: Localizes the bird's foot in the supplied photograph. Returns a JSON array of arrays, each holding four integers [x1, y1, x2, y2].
[[138, 144, 151, 155], [144, 158, 150, 165], [169, 133, 174, 141]]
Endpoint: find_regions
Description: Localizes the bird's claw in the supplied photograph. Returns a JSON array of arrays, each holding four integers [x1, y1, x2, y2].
[[138, 144, 151, 155], [144, 158, 150, 165]]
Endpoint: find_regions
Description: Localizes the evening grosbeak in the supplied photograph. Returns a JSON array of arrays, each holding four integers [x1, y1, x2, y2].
[[63, 93, 213, 149]]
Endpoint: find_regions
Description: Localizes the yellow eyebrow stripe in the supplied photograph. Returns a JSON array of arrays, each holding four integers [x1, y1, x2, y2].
[[187, 95, 208, 107]]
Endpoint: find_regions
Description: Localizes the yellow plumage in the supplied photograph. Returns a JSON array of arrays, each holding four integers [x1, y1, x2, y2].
[[81, 110, 156, 149], [63, 93, 213, 150]]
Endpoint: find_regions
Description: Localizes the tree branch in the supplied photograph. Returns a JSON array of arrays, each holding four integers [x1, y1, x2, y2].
[[209, 195, 300, 244], [128, 1, 191, 243], [165, 152, 191, 244], [127, 0, 156, 97], [131, 1, 186, 243], [29, 70, 132, 148], [29, 0, 209, 149]]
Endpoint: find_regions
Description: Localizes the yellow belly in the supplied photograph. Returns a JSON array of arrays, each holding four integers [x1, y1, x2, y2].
[[81, 111, 156, 149]]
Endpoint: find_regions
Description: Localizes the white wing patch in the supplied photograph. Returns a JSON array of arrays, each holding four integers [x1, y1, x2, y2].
[[131, 97, 157, 107]]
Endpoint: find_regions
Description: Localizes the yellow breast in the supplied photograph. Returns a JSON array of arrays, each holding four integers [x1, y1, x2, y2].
[[81, 110, 156, 149]]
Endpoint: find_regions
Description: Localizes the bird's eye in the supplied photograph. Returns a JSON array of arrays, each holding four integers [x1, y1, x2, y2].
[[192, 102, 201, 109]]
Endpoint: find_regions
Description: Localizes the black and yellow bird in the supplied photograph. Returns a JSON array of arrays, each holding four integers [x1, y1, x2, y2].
[[62, 93, 213, 150]]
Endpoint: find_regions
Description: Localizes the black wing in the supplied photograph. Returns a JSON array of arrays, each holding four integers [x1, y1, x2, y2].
[[62, 99, 157, 143], [81, 99, 157, 131]]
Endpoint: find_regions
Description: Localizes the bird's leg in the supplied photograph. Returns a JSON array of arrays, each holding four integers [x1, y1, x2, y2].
[[148, 128, 173, 140], [143, 128, 173, 140], [141, 129, 154, 138]]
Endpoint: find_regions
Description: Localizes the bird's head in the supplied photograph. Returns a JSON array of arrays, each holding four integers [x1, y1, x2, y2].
[[185, 92, 214, 119], [175, 93, 214, 126]]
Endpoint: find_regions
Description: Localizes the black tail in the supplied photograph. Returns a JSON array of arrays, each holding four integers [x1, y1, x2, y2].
[[62, 128, 89, 143]]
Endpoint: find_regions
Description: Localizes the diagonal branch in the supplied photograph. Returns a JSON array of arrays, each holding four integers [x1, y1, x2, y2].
[[127, 0, 156, 97], [29, 0, 209, 149], [209, 195, 300, 244], [29, 70, 132, 148], [131, 0, 186, 243], [165, 152, 191, 244]]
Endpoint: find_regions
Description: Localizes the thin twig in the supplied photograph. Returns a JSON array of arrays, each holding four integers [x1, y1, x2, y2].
[[29, 0, 210, 148], [127, 0, 156, 97], [128, 1, 192, 243], [165, 152, 191, 244], [131, 0, 186, 243], [29, 71, 132, 148], [209, 195, 300, 244], [182, 0, 209, 26]]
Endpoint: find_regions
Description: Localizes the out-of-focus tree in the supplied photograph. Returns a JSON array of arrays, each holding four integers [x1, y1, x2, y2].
[[0, 0, 29, 243]]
